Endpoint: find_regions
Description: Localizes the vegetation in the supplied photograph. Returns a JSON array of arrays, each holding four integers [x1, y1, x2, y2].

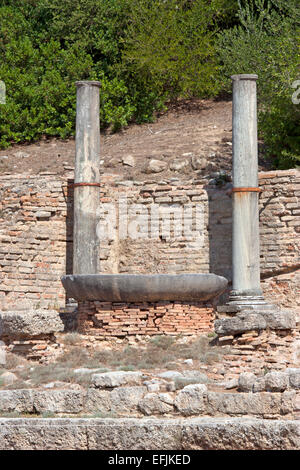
[[218, 0, 300, 168], [1, 334, 229, 390], [0, 0, 299, 168]]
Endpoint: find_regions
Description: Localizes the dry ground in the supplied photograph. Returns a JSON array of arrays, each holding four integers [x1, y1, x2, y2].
[[0, 99, 272, 179]]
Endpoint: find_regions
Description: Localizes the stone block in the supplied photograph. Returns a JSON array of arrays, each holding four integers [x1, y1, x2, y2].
[[215, 313, 266, 336], [91, 371, 143, 389], [174, 384, 207, 416], [258, 308, 296, 330], [32, 390, 84, 414], [0, 310, 64, 337], [138, 392, 174, 415], [206, 392, 282, 417], [110, 386, 147, 414], [238, 372, 256, 392], [265, 372, 289, 392]]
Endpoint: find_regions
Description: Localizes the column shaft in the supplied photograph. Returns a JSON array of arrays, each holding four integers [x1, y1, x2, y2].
[[230, 74, 263, 304], [73, 81, 101, 275]]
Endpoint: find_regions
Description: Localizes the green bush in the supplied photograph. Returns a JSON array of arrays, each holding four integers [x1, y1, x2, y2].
[[0, 0, 234, 147], [217, 0, 300, 168], [1, 0, 298, 170], [122, 0, 225, 101]]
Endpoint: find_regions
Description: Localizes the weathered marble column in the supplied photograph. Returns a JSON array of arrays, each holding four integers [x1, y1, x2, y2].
[[73, 81, 101, 274], [229, 74, 264, 305]]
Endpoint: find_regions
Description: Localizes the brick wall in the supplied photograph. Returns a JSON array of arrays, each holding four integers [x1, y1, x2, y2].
[[78, 301, 215, 338], [0, 169, 299, 311]]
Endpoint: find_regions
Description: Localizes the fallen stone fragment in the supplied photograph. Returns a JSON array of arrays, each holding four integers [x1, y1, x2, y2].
[[0, 371, 18, 386], [225, 378, 238, 390], [265, 372, 289, 392], [191, 156, 207, 170], [289, 372, 300, 390], [253, 377, 266, 393], [169, 159, 189, 171], [145, 159, 167, 173], [91, 371, 143, 389], [158, 371, 183, 381], [0, 310, 64, 337], [122, 155, 135, 167], [238, 372, 256, 392]]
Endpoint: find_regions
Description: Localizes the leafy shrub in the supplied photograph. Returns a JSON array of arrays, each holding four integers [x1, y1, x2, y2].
[[0, 0, 233, 147], [217, 0, 300, 168], [122, 0, 225, 101]]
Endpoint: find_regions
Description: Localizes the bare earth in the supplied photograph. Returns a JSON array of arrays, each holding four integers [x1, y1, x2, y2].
[[0, 99, 271, 179]]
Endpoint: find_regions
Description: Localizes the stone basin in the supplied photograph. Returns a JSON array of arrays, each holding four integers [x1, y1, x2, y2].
[[61, 273, 228, 302]]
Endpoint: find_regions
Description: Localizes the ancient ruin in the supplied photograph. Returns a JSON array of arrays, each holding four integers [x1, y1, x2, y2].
[[0, 76, 299, 450]]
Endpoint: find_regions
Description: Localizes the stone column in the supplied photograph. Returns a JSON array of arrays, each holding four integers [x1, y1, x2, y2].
[[73, 81, 101, 274], [229, 74, 264, 306]]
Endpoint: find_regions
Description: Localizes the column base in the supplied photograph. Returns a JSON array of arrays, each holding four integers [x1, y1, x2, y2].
[[228, 294, 266, 308], [228, 288, 268, 308]]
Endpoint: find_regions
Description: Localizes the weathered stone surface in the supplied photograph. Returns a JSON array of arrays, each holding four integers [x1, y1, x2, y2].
[[138, 392, 174, 416], [289, 372, 300, 389], [280, 391, 296, 415], [0, 371, 18, 386], [181, 418, 300, 450], [0, 390, 34, 413], [84, 389, 111, 414], [215, 313, 266, 335], [87, 418, 183, 450], [146, 159, 167, 173], [258, 309, 296, 330], [62, 273, 228, 303], [225, 378, 238, 390], [158, 371, 183, 381], [91, 371, 143, 389], [253, 377, 266, 393], [238, 372, 256, 392], [182, 370, 208, 382], [110, 386, 147, 414], [215, 307, 297, 336], [265, 372, 289, 392], [32, 390, 84, 414], [169, 159, 189, 172], [174, 384, 207, 416], [206, 392, 284, 417], [122, 155, 135, 167], [0, 310, 64, 337], [191, 156, 207, 171], [0, 418, 299, 450]]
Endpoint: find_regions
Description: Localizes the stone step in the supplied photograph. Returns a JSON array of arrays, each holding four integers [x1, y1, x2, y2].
[[0, 387, 298, 420], [0, 417, 299, 449]]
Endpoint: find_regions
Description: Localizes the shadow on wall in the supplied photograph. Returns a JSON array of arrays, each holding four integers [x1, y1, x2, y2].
[[63, 179, 74, 304], [206, 186, 232, 304]]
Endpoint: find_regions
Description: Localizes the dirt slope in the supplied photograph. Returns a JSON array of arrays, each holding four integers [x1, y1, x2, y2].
[[0, 99, 271, 180]]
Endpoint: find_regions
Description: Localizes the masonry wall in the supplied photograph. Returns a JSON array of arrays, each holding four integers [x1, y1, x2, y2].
[[78, 301, 215, 338], [0, 170, 299, 312]]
